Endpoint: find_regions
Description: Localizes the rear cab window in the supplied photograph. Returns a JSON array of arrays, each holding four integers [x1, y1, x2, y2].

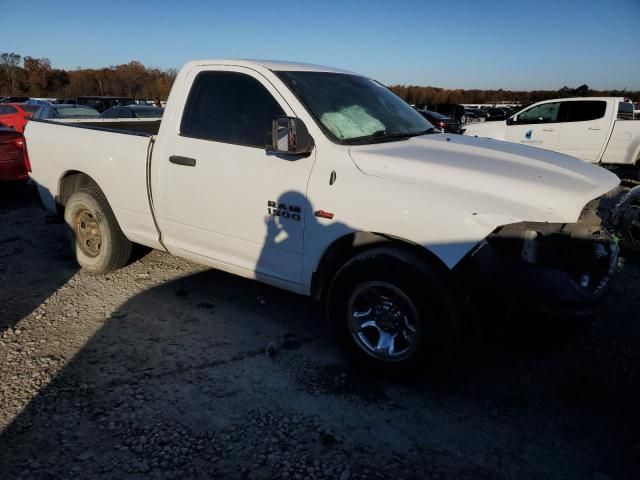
[[617, 102, 634, 120], [560, 101, 607, 122]]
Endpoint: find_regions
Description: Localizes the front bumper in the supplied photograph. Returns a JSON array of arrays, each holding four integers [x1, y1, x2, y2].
[[456, 198, 619, 316]]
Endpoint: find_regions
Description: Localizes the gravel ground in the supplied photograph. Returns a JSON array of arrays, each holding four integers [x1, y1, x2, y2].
[[0, 183, 639, 480]]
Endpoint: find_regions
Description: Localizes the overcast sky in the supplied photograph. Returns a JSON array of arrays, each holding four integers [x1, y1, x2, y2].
[[3, 0, 639, 90]]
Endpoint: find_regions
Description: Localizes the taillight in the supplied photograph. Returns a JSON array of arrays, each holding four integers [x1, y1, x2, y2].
[[0, 134, 30, 172], [19, 137, 31, 172]]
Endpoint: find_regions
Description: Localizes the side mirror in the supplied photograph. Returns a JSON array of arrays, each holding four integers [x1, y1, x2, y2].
[[267, 117, 314, 155], [506, 116, 515, 125]]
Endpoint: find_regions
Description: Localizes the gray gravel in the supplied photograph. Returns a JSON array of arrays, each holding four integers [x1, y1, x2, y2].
[[1, 183, 639, 479]]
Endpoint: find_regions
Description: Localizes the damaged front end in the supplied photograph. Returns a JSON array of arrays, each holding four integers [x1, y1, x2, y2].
[[608, 185, 640, 253], [457, 197, 619, 316]]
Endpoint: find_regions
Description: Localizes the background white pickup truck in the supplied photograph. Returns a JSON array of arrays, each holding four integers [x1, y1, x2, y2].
[[463, 97, 640, 167], [25, 60, 622, 377]]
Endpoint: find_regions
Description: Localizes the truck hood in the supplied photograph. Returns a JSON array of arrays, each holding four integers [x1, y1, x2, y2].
[[348, 134, 619, 224]]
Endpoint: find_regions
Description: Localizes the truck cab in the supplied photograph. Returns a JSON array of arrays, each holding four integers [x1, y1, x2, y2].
[[464, 97, 640, 167]]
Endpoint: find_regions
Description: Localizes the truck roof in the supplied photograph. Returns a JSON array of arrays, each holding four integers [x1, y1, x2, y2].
[[183, 59, 356, 75], [535, 96, 628, 103]]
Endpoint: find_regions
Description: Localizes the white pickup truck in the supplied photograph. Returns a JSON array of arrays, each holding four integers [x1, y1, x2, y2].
[[463, 97, 640, 167], [25, 60, 623, 376]]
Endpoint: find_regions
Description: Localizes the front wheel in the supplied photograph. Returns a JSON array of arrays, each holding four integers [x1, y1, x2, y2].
[[64, 188, 132, 273], [326, 247, 460, 378]]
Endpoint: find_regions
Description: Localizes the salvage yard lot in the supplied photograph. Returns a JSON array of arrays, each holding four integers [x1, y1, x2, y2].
[[1, 184, 639, 479]]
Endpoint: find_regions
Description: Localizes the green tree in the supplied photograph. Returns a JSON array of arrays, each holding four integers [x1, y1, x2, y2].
[[0, 52, 22, 95]]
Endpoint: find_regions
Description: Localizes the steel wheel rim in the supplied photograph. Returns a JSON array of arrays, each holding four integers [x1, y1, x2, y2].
[[347, 281, 421, 362], [75, 209, 102, 258]]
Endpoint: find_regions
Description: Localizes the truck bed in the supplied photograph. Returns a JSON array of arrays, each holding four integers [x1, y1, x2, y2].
[[30, 118, 162, 136], [25, 118, 161, 249], [601, 119, 640, 165]]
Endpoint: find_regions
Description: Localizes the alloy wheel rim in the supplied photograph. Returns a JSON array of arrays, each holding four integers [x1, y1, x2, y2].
[[347, 281, 421, 361]]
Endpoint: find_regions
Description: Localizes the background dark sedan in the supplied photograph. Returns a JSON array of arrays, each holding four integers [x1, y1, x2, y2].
[[415, 103, 466, 122], [483, 107, 509, 121], [100, 106, 164, 119], [418, 110, 462, 133]]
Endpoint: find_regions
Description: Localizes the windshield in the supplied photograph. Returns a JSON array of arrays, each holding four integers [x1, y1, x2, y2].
[[56, 107, 100, 118], [21, 105, 40, 113], [276, 71, 433, 144]]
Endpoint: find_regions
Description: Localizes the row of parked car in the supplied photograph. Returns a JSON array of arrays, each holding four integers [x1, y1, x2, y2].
[[0, 96, 164, 182], [0, 97, 164, 133], [1, 95, 163, 110], [412, 104, 521, 133], [411, 97, 640, 171]]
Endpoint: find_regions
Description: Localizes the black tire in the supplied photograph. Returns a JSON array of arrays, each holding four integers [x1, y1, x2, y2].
[[326, 247, 461, 379], [64, 188, 132, 274]]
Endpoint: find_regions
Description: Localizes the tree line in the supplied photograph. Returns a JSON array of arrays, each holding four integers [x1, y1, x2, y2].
[[388, 83, 639, 105], [0, 53, 176, 100], [2, 52, 637, 104]]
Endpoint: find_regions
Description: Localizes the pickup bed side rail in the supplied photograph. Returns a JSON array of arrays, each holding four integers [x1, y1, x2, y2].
[[28, 118, 161, 137]]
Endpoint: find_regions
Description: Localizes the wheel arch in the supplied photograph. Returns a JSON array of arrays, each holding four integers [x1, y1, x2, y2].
[[310, 231, 452, 302], [56, 170, 102, 214]]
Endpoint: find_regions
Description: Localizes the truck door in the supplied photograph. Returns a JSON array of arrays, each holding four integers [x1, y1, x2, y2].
[[153, 67, 315, 290], [506, 101, 562, 151], [555, 100, 609, 162]]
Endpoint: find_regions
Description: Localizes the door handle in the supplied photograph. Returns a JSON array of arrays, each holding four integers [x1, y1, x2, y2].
[[169, 155, 196, 167], [542, 128, 556, 132], [588, 127, 601, 131]]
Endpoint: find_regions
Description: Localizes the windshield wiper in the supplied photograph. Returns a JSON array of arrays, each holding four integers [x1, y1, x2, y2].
[[350, 129, 431, 144]]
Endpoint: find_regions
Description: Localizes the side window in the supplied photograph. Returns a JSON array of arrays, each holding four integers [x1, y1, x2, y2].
[[102, 108, 116, 118], [517, 102, 561, 124], [563, 101, 607, 122], [618, 102, 634, 120], [180, 71, 285, 148]]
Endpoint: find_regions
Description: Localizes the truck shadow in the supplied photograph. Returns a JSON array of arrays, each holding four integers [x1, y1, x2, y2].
[[1, 189, 638, 478], [0, 260, 638, 478], [0, 182, 77, 337]]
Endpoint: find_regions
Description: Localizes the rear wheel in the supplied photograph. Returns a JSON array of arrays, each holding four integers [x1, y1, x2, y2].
[[64, 188, 132, 273], [326, 247, 460, 378]]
